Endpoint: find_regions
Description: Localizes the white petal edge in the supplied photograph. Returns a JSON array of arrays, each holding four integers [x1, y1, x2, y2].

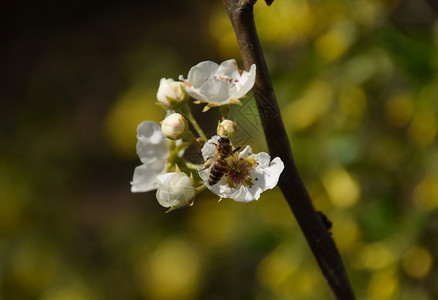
[[216, 59, 239, 77], [186, 61, 219, 87], [131, 161, 165, 193], [136, 121, 170, 164], [231, 64, 256, 99]]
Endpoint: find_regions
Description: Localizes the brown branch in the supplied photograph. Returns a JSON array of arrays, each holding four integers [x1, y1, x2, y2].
[[222, 0, 355, 299]]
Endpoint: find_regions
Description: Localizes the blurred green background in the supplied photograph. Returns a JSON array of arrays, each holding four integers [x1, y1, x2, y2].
[[1, 0, 438, 299]]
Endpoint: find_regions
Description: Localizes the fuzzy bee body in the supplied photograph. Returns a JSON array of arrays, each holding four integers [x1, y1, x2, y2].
[[207, 136, 234, 185], [208, 158, 229, 185]]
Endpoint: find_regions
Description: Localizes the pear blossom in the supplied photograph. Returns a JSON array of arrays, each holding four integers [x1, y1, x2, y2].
[[179, 59, 256, 107], [131, 121, 170, 192], [156, 172, 196, 211], [198, 136, 284, 202], [156, 78, 189, 108], [161, 113, 189, 140]]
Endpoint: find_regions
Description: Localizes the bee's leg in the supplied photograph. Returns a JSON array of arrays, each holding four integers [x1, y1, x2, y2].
[[233, 146, 241, 153], [199, 159, 212, 171]]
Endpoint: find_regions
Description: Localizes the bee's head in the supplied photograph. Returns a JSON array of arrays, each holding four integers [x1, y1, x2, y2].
[[218, 136, 230, 144]]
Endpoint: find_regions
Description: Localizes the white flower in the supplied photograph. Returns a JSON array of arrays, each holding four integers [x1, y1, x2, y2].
[[161, 113, 189, 140], [156, 172, 195, 211], [131, 121, 170, 192], [179, 59, 256, 107], [156, 78, 189, 108], [198, 136, 284, 203]]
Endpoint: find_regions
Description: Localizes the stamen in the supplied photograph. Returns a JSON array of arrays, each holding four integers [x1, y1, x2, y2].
[[226, 156, 255, 188]]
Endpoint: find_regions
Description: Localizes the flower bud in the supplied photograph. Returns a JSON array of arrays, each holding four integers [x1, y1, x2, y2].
[[156, 172, 195, 211], [157, 78, 189, 108], [161, 113, 189, 140], [217, 119, 236, 137]]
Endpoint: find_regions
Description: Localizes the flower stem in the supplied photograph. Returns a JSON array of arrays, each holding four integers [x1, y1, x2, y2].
[[183, 130, 203, 149], [187, 110, 208, 141], [168, 141, 191, 166], [177, 104, 208, 142], [185, 161, 201, 170], [195, 183, 207, 194], [219, 105, 230, 119]]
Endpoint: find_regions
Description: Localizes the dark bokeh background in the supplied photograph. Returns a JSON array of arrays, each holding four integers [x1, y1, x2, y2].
[[2, 0, 438, 299]]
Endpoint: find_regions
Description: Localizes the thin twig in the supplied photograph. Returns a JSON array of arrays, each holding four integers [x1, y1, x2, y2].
[[222, 0, 355, 299]]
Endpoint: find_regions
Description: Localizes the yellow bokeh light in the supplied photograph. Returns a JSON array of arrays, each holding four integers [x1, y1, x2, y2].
[[384, 93, 415, 127], [285, 79, 333, 131], [408, 110, 438, 148], [105, 88, 165, 158], [136, 238, 202, 300], [208, 8, 240, 58], [253, 189, 295, 230], [402, 246, 433, 279], [254, 0, 314, 46], [321, 167, 360, 208], [338, 84, 367, 127], [256, 242, 302, 289], [351, 0, 384, 29], [368, 268, 400, 300], [257, 241, 328, 299], [315, 21, 357, 62], [357, 242, 397, 271], [331, 213, 360, 251], [187, 196, 240, 249], [413, 174, 438, 211], [342, 48, 393, 86], [409, 117, 438, 147]]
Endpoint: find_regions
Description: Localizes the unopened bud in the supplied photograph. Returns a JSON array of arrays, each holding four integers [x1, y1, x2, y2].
[[156, 172, 195, 211], [217, 119, 236, 137], [161, 113, 189, 140], [157, 78, 189, 108]]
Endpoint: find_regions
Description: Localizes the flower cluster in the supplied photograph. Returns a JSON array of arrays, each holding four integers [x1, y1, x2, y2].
[[131, 59, 284, 212]]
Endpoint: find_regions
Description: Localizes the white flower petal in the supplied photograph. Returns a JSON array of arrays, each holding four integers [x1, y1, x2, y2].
[[235, 186, 262, 202], [201, 135, 219, 161], [137, 121, 165, 144], [238, 145, 253, 158], [230, 63, 256, 99], [200, 78, 232, 104], [253, 152, 271, 168], [131, 120, 179, 194], [131, 160, 167, 193], [136, 121, 170, 164], [262, 157, 285, 189], [185, 88, 209, 103], [216, 59, 240, 77], [187, 61, 219, 87], [180, 59, 256, 106]]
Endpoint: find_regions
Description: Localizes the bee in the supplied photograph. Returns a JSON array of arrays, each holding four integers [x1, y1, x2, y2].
[[207, 136, 239, 185]]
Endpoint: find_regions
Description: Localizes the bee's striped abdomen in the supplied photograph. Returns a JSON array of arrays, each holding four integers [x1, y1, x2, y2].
[[208, 159, 228, 185]]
